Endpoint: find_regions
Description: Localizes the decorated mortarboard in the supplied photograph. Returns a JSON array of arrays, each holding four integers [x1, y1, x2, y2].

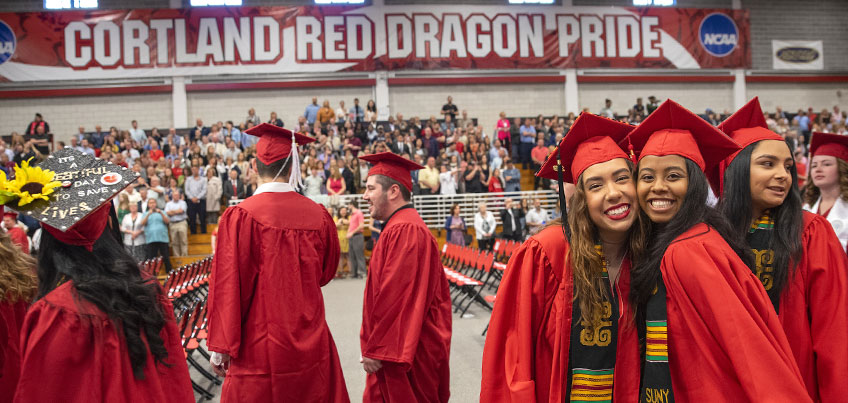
[[620, 99, 741, 173], [0, 148, 138, 251], [810, 132, 848, 163], [359, 152, 424, 192], [245, 123, 316, 190], [709, 97, 785, 195], [536, 113, 634, 184]]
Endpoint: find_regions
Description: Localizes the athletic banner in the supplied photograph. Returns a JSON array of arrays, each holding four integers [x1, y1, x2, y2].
[[772, 40, 823, 70], [0, 5, 750, 82]]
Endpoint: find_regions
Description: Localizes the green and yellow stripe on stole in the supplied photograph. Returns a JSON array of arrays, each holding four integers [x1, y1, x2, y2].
[[749, 213, 774, 232], [645, 320, 668, 362], [570, 368, 614, 403]]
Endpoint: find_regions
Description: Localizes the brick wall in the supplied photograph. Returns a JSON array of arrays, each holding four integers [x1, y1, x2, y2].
[[748, 82, 848, 113], [0, 93, 172, 143], [579, 82, 734, 116]]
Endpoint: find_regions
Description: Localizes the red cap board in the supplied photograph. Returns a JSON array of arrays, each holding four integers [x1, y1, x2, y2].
[[621, 99, 740, 173], [536, 113, 634, 183], [709, 97, 785, 195], [810, 132, 848, 162], [359, 152, 424, 192], [3, 211, 16, 219], [246, 123, 316, 165]]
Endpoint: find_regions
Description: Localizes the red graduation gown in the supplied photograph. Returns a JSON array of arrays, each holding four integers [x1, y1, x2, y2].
[[778, 213, 848, 402], [207, 192, 349, 403], [0, 299, 28, 403], [13, 282, 194, 402], [7, 227, 28, 253], [360, 207, 452, 403], [660, 224, 810, 401], [479, 226, 640, 403]]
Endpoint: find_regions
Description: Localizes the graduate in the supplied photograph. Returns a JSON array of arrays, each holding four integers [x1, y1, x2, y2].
[[359, 152, 452, 403], [2, 211, 29, 252], [802, 132, 848, 251], [622, 100, 811, 402], [480, 113, 643, 403], [713, 98, 848, 402], [206, 123, 349, 403], [11, 149, 194, 402]]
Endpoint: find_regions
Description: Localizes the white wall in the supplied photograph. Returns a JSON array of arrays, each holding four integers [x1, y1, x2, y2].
[[579, 82, 735, 117], [389, 83, 565, 135], [747, 82, 848, 114], [186, 87, 374, 130], [0, 93, 172, 143]]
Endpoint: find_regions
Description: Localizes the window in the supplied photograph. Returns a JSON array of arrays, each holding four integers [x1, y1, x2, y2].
[[633, 0, 676, 5], [190, 0, 243, 6], [44, 0, 97, 9]]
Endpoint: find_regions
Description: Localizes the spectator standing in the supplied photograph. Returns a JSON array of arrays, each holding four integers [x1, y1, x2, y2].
[[464, 160, 487, 193], [474, 202, 496, 250], [525, 198, 548, 234], [335, 101, 348, 124], [335, 206, 350, 278], [441, 96, 458, 121], [141, 198, 172, 273], [29, 126, 50, 156], [244, 108, 261, 127], [439, 164, 458, 195], [599, 99, 615, 119], [647, 96, 660, 114], [633, 97, 646, 119], [496, 112, 511, 151], [116, 193, 131, 224], [165, 189, 188, 256], [184, 165, 208, 234], [317, 100, 335, 127], [350, 98, 365, 123], [419, 157, 440, 195], [499, 198, 522, 241], [327, 166, 346, 202], [128, 120, 146, 144], [368, 218, 383, 245], [347, 201, 366, 279], [267, 111, 284, 128], [445, 203, 466, 246], [365, 100, 377, 122], [303, 166, 324, 197], [519, 119, 536, 169], [531, 138, 550, 189], [487, 167, 505, 193], [120, 202, 146, 261], [503, 159, 521, 192], [206, 168, 223, 224], [305, 97, 320, 125], [24, 113, 49, 135]]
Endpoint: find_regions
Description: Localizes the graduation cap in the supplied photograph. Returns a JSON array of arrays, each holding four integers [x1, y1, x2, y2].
[[621, 99, 741, 173], [359, 152, 424, 192], [709, 97, 785, 195], [5, 148, 138, 251], [245, 123, 316, 190], [810, 132, 848, 163]]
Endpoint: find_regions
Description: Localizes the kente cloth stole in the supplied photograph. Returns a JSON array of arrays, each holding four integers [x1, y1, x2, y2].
[[567, 245, 618, 403], [747, 211, 781, 312], [639, 277, 674, 403]]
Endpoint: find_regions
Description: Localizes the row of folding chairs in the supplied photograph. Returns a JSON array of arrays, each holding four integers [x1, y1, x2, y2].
[[440, 243, 504, 317], [138, 257, 163, 278], [492, 238, 521, 263]]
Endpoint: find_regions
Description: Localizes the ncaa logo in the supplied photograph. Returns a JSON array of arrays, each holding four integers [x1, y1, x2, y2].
[[0, 20, 15, 65], [699, 13, 738, 57]]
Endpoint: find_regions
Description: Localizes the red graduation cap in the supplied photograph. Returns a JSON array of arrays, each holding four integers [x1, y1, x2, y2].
[[246, 123, 316, 165], [536, 113, 634, 184], [3, 210, 16, 219], [709, 97, 785, 195], [43, 203, 113, 252], [359, 152, 424, 192], [620, 99, 740, 173], [810, 132, 848, 162]]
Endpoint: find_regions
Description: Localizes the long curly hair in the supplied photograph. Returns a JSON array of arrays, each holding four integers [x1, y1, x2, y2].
[[0, 231, 37, 303], [36, 214, 170, 380], [802, 158, 848, 206], [567, 162, 648, 330]]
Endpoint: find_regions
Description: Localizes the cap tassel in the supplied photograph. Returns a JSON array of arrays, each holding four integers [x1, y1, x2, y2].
[[627, 138, 636, 163], [556, 157, 571, 242], [271, 132, 305, 191]]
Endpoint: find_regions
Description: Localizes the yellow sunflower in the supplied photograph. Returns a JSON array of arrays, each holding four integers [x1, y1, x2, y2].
[[7, 158, 62, 206]]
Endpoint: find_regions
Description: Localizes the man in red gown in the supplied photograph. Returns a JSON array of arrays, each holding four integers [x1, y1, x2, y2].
[[359, 152, 452, 403], [207, 123, 349, 403], [3, 212, 28, 252]]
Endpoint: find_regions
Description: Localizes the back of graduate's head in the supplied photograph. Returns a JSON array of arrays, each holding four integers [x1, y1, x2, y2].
[[37, 216, 170, 380], [255, 157, 292, 182]]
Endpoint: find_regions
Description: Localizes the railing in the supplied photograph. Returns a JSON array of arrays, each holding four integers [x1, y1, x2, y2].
[[229, 190, 558, 228]]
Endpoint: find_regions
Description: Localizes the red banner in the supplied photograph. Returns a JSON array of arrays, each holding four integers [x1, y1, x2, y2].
[[0, 5, 750, 82]]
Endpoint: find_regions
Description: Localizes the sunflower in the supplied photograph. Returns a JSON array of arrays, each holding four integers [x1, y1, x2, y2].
[[6, 158, 62, 206]]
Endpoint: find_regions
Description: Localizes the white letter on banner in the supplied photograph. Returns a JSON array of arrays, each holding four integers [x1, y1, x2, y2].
[[347, 16, 372, 60], [604, 16, 616, 58], [440, 15, 466, 58], [492, 15, 516, 58], [65, 21, 91, 67], [324, 16, 345, 60], [122, 20, 149, 65], [197, 18, 224, 63], [93, 21, 121, 66], [150, 19, 173, 65], [254, 16, 280, 62], [223, 17, 251, 62], [386, 15, 412, 59], [557, 15, 579, 57], [296, 16, 322, 61], [617, 15, 640, 58], [414, 15, 439, 59], [466, 15, 491, 58], [174, 19, 199, 63], [641, 16, 660, 58], [518, 15, 543, 58], [580, 16, 604, 58]]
